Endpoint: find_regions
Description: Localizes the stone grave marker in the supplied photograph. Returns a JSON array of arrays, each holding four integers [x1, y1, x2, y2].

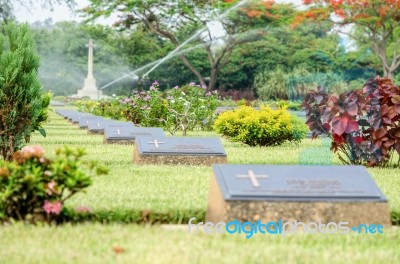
[[58, 110, 78, 119], [134, 136, 227, 166], [87, 119, 124, 134], [70, 114, 95, 124], [55, 109, 73, 117], [104, 127, 164, 144], [207, 164, 391, 228], [67, 113, 80, 122], [78, 116, 101, 129]]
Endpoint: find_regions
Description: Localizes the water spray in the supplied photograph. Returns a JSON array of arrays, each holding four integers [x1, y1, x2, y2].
[[141, 0, 248, 77]]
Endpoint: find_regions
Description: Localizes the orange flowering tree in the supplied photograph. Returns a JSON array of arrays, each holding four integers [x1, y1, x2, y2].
[[295, 0, 400, 80]]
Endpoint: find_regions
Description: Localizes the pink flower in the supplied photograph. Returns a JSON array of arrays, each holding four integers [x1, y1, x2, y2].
[[75, 205, 92, 214], [43, 200, 62, 215], [45, 180, 57, 195], [189, 82, 196, 86], [120, 98, 131, 104], [152, 80, 159, 86], [21, 145, 45, 159]]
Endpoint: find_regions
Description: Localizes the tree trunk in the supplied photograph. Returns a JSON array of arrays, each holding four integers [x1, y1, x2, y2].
[[178, 54, 207, 88], [141, 18, 207, 88], [387, 70, 394, 81], [383, 67, 394, 81], [208, 67, 219, 92]]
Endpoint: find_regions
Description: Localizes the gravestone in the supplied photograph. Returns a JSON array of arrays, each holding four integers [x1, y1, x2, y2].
[[78, 117, 101, 129], [66, 112, 92, 123], [50, 101, 66, 107], [57, 110, 77, 119], [104, 127, 164, 144], [70, 114, 95, 124], [207, 165, 391, 227], [134, 136, 227, 165], [87, 119, 123, 134], [64, 111, 80, 120], [55, 109, 72, 117]]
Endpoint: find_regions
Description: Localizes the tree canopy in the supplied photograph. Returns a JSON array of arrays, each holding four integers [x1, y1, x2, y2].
[[82, 0, 295, 91], [295, 0, 400, 80]]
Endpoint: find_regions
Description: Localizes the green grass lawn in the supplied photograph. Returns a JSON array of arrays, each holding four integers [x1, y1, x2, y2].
[[0, 109, 399, 263], [1, 224, 399, 264], [28, 110, 400, 221]]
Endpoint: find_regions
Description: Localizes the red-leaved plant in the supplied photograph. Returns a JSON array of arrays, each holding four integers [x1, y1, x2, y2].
[[302, 77, 400, 167]]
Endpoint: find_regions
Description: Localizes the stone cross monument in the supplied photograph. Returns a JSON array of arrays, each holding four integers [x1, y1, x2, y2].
[[77, 39, 102, 99]]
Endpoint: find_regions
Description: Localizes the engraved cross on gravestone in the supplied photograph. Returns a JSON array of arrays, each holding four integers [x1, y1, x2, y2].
[[147, 139, 165, 148], [236, 170, 269, 187]]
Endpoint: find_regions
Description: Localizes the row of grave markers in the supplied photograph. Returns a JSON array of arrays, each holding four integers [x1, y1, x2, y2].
[[55, 109, 390, 228], [56, 109, 227, 166]]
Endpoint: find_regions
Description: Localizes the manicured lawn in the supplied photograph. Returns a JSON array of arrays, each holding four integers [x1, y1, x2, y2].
[[0, 224, 399, 264], [0, 109, 399, 263], [28, 110, 400, 221]]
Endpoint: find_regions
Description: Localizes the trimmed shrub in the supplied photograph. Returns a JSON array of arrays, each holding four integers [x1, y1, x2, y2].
[[0, 23, 49, 161], [214, 106, 307, 146]]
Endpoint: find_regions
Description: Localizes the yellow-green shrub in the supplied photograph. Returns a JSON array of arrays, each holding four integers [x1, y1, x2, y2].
[[214, 106, 307, 146]]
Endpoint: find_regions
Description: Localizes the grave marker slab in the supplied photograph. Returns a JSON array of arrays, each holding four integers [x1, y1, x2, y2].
[[58, 110, 78, 119], [67, 113, 80, 122], [78, 117, 102, 129], [104, 127, 164, 144], [51, 101, 66, 107], [134, 136, 227, 166], [207, 164, 391, 227], [70, 114, 95, 124], [55, 109, 73, 117], [87, 120, 123, 134]]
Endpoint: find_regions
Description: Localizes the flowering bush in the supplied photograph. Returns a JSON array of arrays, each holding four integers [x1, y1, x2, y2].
[[121, 82, 219, 135], [76, 99, 100, 114], [0, 145, 108, 223], [121, 83, 168, 127], [76, 99, 125, 120], [302, 77, 400, 167], [214, 106, 307, 146]]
